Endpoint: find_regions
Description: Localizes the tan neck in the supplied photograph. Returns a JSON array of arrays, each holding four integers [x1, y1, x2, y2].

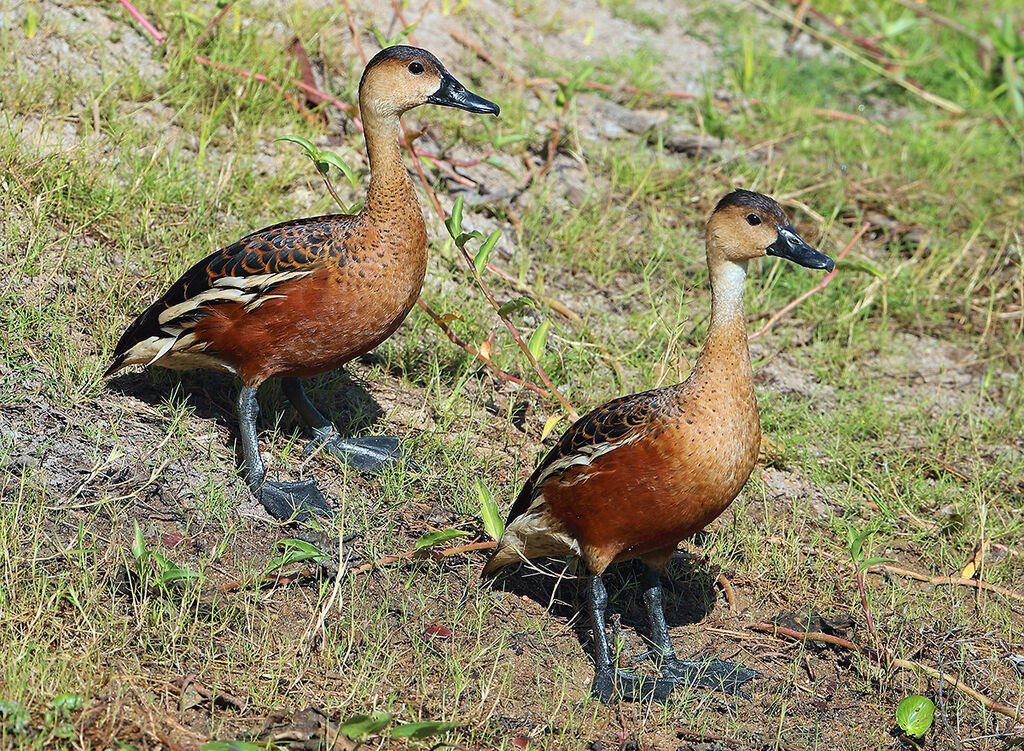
[[360, 107, 419, 218], [689, 259, 752, 385]]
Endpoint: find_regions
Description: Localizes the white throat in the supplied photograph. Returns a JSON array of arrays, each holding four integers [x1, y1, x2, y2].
[[709, 260, 748, 326]]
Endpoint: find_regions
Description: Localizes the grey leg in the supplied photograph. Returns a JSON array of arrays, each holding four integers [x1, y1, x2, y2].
[[281, 378, 403, 473], [587, 574, 674, 704], [237, 386, 333, 521], [635, 566, 758, 696]]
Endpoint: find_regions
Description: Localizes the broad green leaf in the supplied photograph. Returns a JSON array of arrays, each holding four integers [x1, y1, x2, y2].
[[51, 694, 84, 713], [445, 195, 465, 239], [527, 320, 551, 360], [896, 695, 934, 738], [497, 296, 536, 317], [415, 529, 470, 551], [340, 712, 393, 740], [316, 150, 357, 186], [476, 478, 504, 540], [265, 539, 328, 572], [131, 522, 147, 563], [455, 230, 484, 248], [202, 742, 267, 751], [390, 720, 459, 739], [275, 134, 319, 160], [846, 527, 873, 562], [858, 556, 896, 573], [473, 231, 502, 275]]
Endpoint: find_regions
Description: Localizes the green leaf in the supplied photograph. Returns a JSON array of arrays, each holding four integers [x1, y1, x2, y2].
[[368, 28, 388, 49], [476, 478, 504, 541], [473, 231, 501, 275], [390, 720, 459, 739], [846, 527, 873, 562], [491, 133, 529, 148], [24, 3, 38, 39], [265, 539, 329, 573], [837, 257, 886, 279], [527, 320, 551, 360], [202, 742, 267, 751], [275, 134, 320, 161], [445, 196, 465, 239], [131, 522, 147, 564], [858, 556, 896, 573], [455, 230, 484, 248], [497, 296, 536, 317], [896, 695, 935, 738], [414, 529, 470, 551], [0, 700, 31, 733], [340, 712, 393, 740], [389, 23, 418, 45], [316, 150, 357, 186], [51, 694, 84, 714]]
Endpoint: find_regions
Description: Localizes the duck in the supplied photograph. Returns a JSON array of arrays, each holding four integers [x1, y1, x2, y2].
[[482, 189, 834, 703], [105, 46, 499, 522]]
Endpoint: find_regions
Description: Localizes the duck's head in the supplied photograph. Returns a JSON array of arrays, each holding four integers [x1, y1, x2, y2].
[[706, 189, 834, 272], [359, 45, 500, 121]]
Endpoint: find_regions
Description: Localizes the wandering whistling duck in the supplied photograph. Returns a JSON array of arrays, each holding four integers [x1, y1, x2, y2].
[[105, 46, 499, 521], [483, 190, 834, 703]]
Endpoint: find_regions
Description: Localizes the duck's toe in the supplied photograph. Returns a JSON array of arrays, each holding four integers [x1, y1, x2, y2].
[[310, 434, 413, 473], [657, 658, 758, 697], [259, 479, 334, 522], [591, 668, 676, 704]]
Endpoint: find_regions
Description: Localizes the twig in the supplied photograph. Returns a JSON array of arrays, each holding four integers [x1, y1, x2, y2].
[[748, 222, 868, 341], [119, 0, 165, 44], [193, 2, 234, 48], [716, 573, 738, 614], [868, 564, 1024, 603], [415, 299, 549, 398], [749, 623, 1022, 722], [349, 539, 496, 576], [341, 0, 367, 65]]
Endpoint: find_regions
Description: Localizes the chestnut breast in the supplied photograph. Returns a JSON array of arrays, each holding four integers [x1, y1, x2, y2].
[[541, 386, 761, 568]]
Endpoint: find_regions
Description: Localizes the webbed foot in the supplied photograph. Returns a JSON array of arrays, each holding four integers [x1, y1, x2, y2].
[[306, 432, 406, 474], [591, 668, 676, 704], [633, 653, 758, 697], [258, 479, 334, 522]]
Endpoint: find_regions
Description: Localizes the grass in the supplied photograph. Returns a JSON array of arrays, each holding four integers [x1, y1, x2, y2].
[[1, 0, 1022, 749]]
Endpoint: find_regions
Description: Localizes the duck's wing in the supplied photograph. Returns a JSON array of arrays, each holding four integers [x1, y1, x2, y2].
[[105, 214, 351, 376], [505, 389, 663, 525]]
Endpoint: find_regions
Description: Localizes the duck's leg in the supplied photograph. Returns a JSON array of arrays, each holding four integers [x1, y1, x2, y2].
[[281, 378, 402, 473], [586, 574, 675, 704], [635, 565, 758, 696], [237, 386, 334, 521]]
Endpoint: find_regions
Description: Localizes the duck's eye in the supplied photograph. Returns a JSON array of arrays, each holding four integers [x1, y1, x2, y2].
[[408, 62, 425, 75], [746, 213, 762, 226]]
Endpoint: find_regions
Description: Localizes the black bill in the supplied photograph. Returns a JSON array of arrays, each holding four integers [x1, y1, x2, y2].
[[767, 225, 834, 271], [427, 71, 500, 115]]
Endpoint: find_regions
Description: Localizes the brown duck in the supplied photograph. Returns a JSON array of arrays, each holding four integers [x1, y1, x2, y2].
[[105, 46, 499, 520], [483, 190, 834, 703]]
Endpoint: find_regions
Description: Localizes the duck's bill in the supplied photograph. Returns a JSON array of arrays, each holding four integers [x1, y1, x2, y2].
[[428, 72, 500, 115], [767, 225, 835, 271]]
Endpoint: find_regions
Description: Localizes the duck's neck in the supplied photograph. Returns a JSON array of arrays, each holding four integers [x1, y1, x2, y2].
[[690, 260, 752, 385], [360, 108, 420, 219]]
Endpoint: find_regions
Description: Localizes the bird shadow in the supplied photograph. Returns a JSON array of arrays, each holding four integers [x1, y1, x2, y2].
[[104, 367, 388, 455], [490, 554, 719, 658]]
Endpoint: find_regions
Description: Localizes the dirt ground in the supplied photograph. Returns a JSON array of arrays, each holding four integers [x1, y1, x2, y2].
[[1, 1, 1022, 750]]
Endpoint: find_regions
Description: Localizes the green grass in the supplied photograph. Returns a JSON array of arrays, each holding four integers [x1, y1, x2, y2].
[[1, 0, 1022, 749]]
